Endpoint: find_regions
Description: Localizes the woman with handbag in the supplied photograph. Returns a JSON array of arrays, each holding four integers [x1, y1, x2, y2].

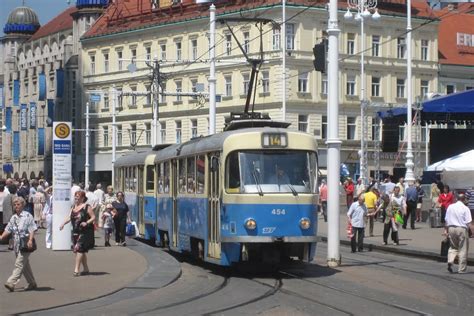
[[60, 191, 96, 277], [0, 196, 38, 292]]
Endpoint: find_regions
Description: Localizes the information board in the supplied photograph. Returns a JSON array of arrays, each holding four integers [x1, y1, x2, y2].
[[52, 122, 73, 251]]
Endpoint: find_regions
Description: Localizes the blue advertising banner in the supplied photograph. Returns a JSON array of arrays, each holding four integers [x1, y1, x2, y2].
[[39, 73, 46, 101], [13, 80, 20, 106], [56, 69, 64, 98], [13, 131, 20, 159], [20, 104, 28, 130], [38, 128, 45, 155], [5, 107, 12, 133], [0, 84, 4, 109], [47, 99, 54, 126], [30, 102, 37, 129]]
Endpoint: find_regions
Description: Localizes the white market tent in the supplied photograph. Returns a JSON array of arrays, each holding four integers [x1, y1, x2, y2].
[[426, 149, 474, 171], [426, 149, 474, 189]]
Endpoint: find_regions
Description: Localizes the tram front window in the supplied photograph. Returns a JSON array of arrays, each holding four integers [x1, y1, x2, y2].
[[226, 151, 317, 194]]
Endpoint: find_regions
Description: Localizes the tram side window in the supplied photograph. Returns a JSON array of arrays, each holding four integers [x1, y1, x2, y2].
[[227, 152, 241, 193], [196, 155, 205, 194], [157, 163, 164, 194], [125, 168, 130, 191], [187, 157, 196, 193], [146, 165, 154, 192], [132, 167, 137, 191], [178, 159, 186, 194], [163, 162, 170, 193]]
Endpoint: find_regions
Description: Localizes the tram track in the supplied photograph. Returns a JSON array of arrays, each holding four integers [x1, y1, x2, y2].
[[343, 251, 474, 291], [277, 269, 432, 316]]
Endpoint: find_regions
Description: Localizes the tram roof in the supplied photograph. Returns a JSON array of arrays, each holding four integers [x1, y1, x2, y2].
[[154, 127, 294, 163], [115, 149, 152, 167]]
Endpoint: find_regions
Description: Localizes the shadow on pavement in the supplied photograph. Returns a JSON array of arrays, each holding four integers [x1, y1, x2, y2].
[[24, 287, 55, 292]]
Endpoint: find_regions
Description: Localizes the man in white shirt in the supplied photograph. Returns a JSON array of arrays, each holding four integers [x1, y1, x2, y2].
[[445, 194, 472, 274], [94, 183, 105, 204], [347, 194, 368, 253]]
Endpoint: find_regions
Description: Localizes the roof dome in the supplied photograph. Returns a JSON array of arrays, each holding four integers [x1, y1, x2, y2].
[[76, 0, 109, 9], [3, 6, 40, 35]]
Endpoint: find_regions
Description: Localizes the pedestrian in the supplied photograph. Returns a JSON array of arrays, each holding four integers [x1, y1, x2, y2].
[[94, 183, 105, 205], [17, 180, 31, 215], [102, 204, 115, 247], [438, 185, 455, 224], [319, 180, 328, 222], [364, 187, 378, 237], [404, 182, 418, 229], [430, 182, 441, 209], [32, 186, 46, 228], [444, 194, 472, 274], [70, 180, 81, 206], [112, 191, 131, 246], [0, 196, 38, 292], [2, 184, 18, 250], [86, 184, 99, 226], [344, 178, 355, 209], [59, 191, 95, 276], [0, 182, 5, 230], [396, 177, 406, 196], [347, 194, 368, 253], [355, 178, 365, 197], [383, 176, 396, 196], [104, 185, 117, 205], [415, 179, 425, 222], [42, 187, 53, 249]]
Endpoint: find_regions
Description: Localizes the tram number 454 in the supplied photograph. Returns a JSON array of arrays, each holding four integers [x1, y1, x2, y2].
[[271, 209, 286, 215]]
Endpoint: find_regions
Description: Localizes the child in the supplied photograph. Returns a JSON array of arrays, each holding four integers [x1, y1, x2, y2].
[[102, 204, 115, 247]]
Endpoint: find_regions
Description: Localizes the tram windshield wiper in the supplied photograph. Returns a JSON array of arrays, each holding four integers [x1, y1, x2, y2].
[[252, 168, 264, 196], [286, 183, 298, 196]]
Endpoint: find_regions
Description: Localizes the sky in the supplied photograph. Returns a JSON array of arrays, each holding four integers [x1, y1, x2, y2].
[[1, 0, 71, 36]]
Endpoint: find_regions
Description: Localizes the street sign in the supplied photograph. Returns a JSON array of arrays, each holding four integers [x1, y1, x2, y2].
[[90, 94, 101, 103], [52, 121, 72, 251]]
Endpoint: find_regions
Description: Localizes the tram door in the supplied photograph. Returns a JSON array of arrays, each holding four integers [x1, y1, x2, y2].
[[171, 160, 178, 248], [208, 154, 221, 259], [137, 166, 144, 234]]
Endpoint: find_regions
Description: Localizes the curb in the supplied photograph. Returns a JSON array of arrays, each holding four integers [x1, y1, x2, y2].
[[21, 237, 182, 315], [319, 236, 474, 266]]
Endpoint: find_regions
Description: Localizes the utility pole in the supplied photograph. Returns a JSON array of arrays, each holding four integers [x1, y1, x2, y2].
[[327, 0, 342, 267], [111, 86, 117, 188], [151, 57, 161, 145], [209, 4, 216, 135], [85, 101, 90, 186]]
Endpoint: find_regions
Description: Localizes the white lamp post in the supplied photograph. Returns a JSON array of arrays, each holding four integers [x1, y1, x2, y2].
[[344, 0, 380, 187], [405, 0, 415, 184]]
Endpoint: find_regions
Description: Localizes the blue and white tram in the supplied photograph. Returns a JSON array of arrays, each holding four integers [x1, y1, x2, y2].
[[116, 126, 319, 266]]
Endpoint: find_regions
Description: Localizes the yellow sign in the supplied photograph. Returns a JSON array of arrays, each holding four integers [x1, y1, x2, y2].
[[54, 123, 70, 139]]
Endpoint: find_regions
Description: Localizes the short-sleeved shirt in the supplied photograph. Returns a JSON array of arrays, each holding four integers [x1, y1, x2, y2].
[[103, 211, 114, 229], [445, 201, 472, 228], [5, 210, 37, 254], [347, 201, 368, 228], [364, 191, 378, 209], [112, 201, 129, 217]]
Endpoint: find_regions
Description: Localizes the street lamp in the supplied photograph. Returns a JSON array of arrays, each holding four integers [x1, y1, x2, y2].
[[405, 0, 415, 184], [344, 0, 380, 187]]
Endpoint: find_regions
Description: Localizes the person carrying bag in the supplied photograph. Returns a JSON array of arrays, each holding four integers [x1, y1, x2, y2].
[[0, 196, 38, 292]]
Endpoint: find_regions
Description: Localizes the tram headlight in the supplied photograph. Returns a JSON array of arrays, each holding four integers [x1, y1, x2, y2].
[[245, 218, 257, 230], [299, 217, 311, 230]]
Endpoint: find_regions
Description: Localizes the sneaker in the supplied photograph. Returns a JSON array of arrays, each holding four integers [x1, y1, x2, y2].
[[458, 271, 467, 274], [24, 283, 37, 291], [122, 242, 127, 247], [383, 242, 388, 245], [4, 283, 14, 292], [447, 263, 453, 273], [115, 242, 119, 246]]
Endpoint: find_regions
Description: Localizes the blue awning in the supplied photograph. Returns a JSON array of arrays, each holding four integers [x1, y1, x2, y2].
[[423, 89, 474, 113], [377, 89, 474, 121]]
